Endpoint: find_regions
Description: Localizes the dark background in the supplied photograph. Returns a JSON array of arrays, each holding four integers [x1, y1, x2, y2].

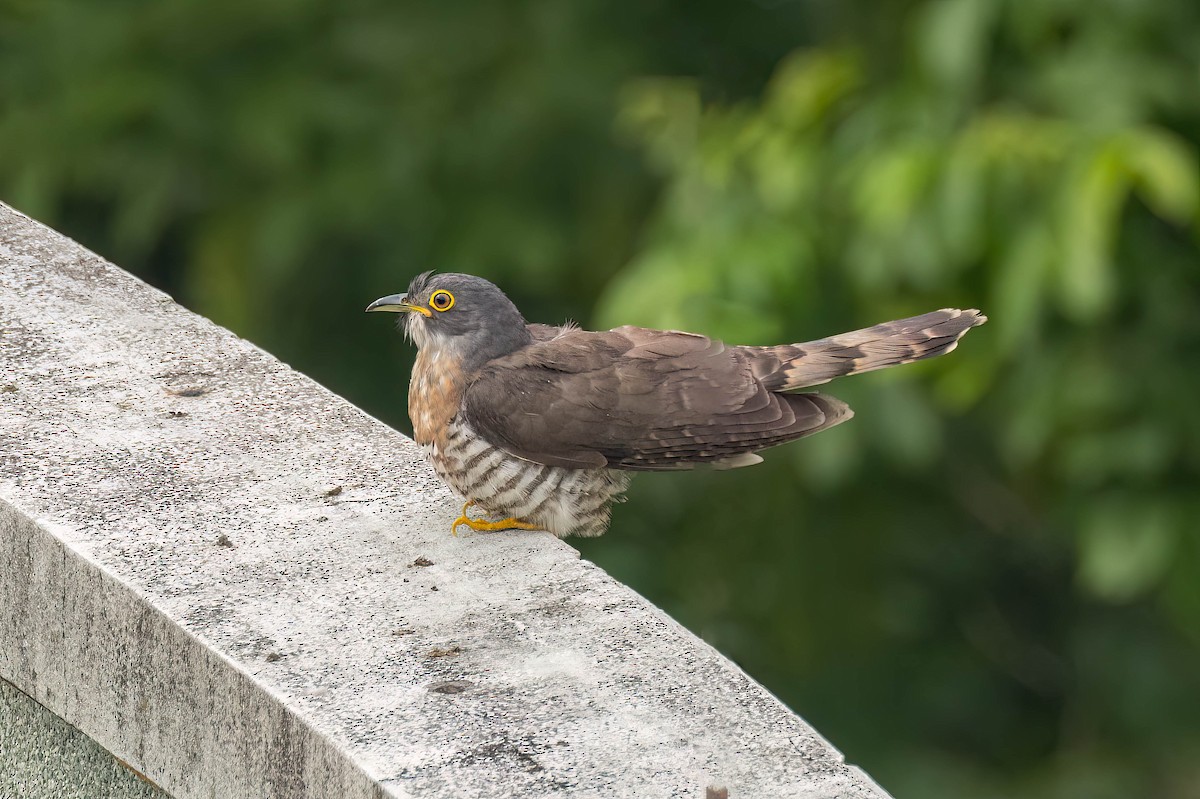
[[3, 1, 1199, 796]]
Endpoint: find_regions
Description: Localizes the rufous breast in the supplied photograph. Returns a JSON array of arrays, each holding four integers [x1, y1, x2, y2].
[[408, 349, 466, 450]]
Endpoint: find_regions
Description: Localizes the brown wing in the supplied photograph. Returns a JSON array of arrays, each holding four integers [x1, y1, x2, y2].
[[460, 326, 850, 471]]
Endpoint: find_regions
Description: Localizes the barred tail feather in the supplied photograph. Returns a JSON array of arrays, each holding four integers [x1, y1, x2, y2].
[[751, 309, 987, 391]]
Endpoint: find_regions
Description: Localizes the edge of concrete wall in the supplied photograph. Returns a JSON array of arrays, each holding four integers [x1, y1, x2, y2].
[[0, 201, 891, 799], [1, 677, 169, 799]]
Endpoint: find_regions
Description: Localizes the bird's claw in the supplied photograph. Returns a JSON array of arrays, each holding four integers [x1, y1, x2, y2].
[[451, 500, 540, 535]]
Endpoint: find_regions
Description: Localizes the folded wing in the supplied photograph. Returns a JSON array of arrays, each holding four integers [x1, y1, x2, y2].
[[461, 326, 850, 471]]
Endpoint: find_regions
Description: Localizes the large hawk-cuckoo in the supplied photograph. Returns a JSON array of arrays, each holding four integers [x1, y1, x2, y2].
[[368, 272, 985, 538]]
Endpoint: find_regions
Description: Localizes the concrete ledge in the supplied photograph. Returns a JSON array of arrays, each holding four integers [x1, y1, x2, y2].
[[0, 201, 890, 799], [1, 678, 168, 799]]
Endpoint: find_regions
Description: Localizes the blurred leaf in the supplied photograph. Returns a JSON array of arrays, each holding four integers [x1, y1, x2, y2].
[[616, 78, 700, 173], [1058, 424, 1173, 486], [853, 142, 939, 234], [915, 0, 996, 95], [991, 224, 1052, 354], [765, 49, 861, 131], [1056, 141, 1124, 321], [1078, 499, 1177, 602], [867, 380, 945, 467], [1122, 128, 1200, 224], [937, 135, 987, 262]]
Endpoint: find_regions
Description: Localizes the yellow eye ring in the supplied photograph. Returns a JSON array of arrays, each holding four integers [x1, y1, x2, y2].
[[429, 290, 455, 312]]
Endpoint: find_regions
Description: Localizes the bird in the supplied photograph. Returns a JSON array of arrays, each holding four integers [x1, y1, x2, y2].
[[367, 272, 986, 538]]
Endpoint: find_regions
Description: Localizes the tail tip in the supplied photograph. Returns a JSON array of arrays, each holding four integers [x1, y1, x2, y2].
[[948, 308, 988, 327]]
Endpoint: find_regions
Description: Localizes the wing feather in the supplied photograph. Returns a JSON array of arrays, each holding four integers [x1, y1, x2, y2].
[[460, 326, 848, 471]]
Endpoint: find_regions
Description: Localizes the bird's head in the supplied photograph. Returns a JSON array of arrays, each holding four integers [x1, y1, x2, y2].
[[366, 272, 531, 365]]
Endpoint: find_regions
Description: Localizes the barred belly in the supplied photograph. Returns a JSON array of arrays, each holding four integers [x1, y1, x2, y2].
[[425, 420, 630, 538]]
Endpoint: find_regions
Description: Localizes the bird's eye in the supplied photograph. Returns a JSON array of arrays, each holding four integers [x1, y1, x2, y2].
[[429, 290, 455, 312]]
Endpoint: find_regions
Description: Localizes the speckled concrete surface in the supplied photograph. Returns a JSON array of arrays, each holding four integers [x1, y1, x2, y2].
[[0, 200, 891, 799], [1, 678, 170, 799]]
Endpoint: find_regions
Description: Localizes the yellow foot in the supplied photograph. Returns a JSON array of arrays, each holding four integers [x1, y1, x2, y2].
[[450, 500, 477, 536], [451, 501, 542, 535]]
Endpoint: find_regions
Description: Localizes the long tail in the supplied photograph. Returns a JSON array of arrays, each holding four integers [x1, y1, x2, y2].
[[747, 309, 987, 391]]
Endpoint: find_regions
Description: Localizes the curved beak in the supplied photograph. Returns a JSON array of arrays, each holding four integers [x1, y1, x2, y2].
[[365, 293, 431, 316]]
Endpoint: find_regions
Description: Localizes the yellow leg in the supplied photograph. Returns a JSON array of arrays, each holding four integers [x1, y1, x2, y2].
[[451, 500, 541, 535]]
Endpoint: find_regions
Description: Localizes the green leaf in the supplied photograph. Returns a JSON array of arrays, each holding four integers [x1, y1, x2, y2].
[[853, 142, 939, 234], [1056, 142, 1125, 321], [914, 0, 997, 95], [1122, 128, 1200, 224], [1078, 499, 1177, 603], [764, 49, 861, 132], [615, 78, 700, 173], [990, 224, 1052, 354]]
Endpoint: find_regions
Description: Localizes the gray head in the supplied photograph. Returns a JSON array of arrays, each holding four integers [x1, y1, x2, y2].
[[366, 272, 532, 367]]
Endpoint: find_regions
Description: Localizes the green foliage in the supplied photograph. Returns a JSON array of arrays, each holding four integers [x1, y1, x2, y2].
[[2, 0, 1199, 796], [598, 2, 1200, 796]]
